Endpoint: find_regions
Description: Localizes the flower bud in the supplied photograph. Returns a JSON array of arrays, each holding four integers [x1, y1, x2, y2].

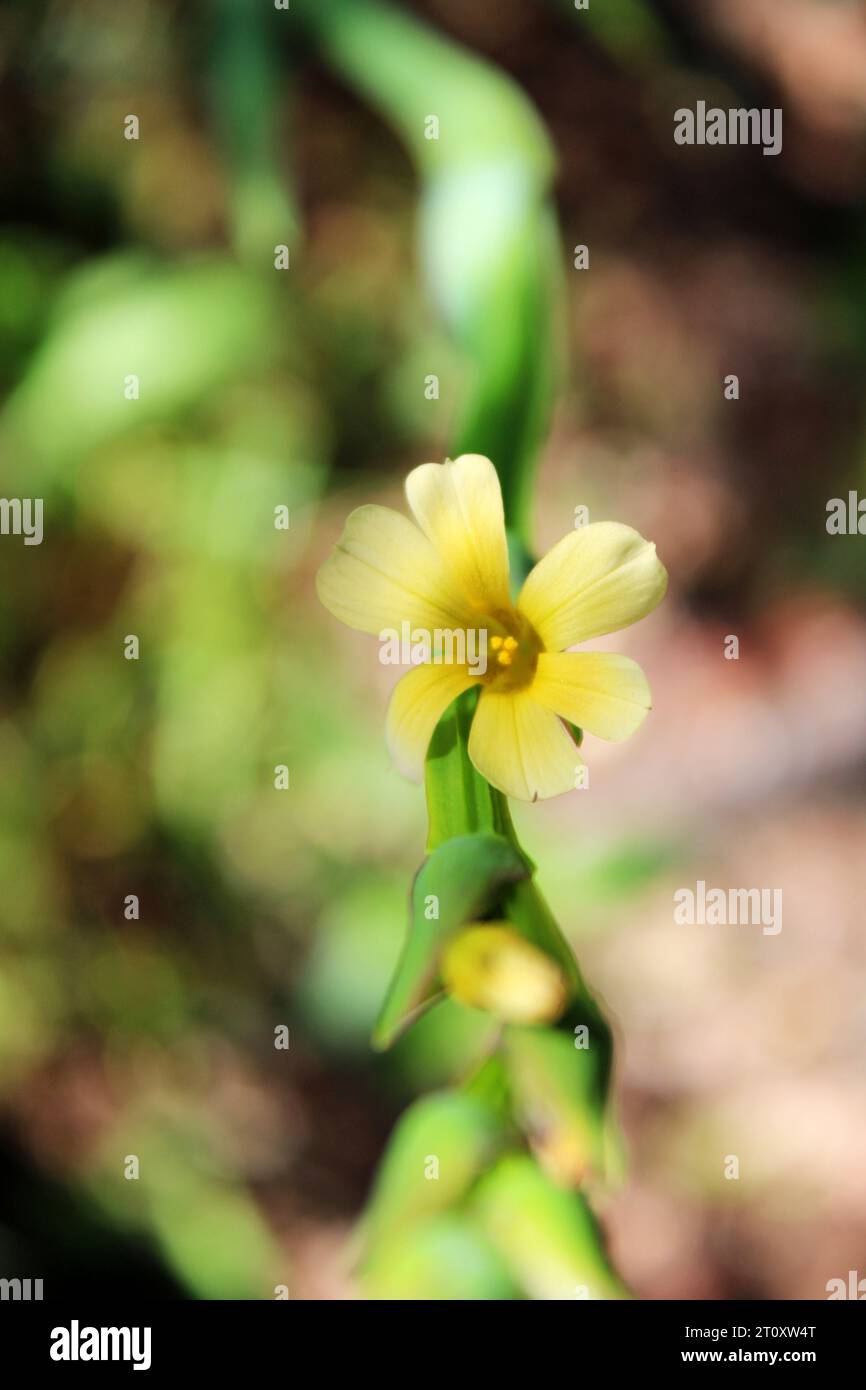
[[441, 923, 567, 1024]]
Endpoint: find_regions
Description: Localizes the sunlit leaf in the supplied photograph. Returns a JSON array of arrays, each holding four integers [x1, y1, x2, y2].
[[361, 1213, 520, 1301], [372, 831, 529, 1050], [503, 1024, 606, 1185], [5, 258, 276, 486], [359, 1090, 502, 1255], [471, 1154, 628, 1301]]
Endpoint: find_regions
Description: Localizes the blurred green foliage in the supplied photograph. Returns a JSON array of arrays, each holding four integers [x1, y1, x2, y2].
[[2, 0, 863, 1302]]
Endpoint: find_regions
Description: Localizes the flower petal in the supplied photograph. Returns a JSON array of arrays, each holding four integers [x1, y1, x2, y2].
[[517, 522, 667, 650], [468, 688, 582, 802], [405, 454, 511, 612], [386, 663, 479, 781], [316, 504, 468, 636], [531, 651, 651, 742]]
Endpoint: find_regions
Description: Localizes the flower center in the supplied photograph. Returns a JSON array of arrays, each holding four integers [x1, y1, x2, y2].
[[480, 611, 541, 691]]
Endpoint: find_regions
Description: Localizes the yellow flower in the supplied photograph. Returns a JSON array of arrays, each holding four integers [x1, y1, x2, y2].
[[317, 454, 667, 801]]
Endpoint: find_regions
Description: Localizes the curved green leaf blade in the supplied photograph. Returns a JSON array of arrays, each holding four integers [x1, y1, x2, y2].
[[503, 1024, 607, 1185], [471, 1154, 628, 1301], [361, 1214, 520, 1301], [372, 831, 529, 1050], [359, 1091, 502, 1256]]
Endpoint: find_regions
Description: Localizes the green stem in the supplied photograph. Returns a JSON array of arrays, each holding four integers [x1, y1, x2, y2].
[[208, 0, 299, 262], [307, 0, 622, 1296]]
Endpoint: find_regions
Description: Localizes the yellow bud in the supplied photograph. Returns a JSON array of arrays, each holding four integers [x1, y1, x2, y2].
[[441, 924, 567, 1024]]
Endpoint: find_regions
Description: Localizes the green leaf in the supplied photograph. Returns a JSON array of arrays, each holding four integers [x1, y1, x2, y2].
[[207, 0, 299, 260], [503, 1025, 606, 1185], [446, 200, 562, 536], [500, 876, 583, 992], [372, 830, 529, 1050], [5, 258, 276, 487], [301, 0, 560, 544], [359, 1091, 502, 1256], [555, 0, 669, 64], [360, 1214, 520, 1301], [88, 1118, 280, 1300], [299, 0, 554, 175], [470, 1154, 628, 1301], [461, 1053, 515, 1128]]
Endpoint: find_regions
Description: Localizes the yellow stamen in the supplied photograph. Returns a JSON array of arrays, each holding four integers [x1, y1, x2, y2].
[[479, 613, 542, 693]]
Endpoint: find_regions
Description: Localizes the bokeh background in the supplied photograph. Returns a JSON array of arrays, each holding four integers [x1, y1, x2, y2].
[[1, 0, 866, 1300]]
